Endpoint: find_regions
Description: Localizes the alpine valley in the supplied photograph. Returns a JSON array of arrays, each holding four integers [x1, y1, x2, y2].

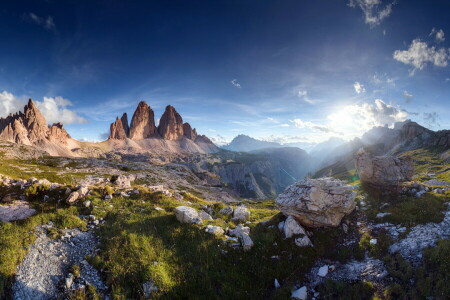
[[0, 99, 449, 300]]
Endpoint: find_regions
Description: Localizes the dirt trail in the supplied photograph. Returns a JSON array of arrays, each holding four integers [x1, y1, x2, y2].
[[12, 225, 108, 300]]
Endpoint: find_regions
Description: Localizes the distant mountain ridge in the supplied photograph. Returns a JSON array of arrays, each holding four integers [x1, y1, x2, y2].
[[222, 135, 283, 152]]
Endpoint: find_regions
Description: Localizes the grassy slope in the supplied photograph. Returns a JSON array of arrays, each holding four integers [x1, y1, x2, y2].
[[0, 146, 449, 299]]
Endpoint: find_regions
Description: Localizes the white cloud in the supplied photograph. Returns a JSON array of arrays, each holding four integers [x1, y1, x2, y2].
[[393, 39, 450, 74], [403, 90, 413, 103], [348, 0, 394, 27], [353, 82, 366, 94], [328, 99, 408, 138], [26, 12, 55, 30], [0, 91, 27, 117], [210, 134, 228, 146], [0, 90, 86, 125], [430, 28, 445, 43], [291, 119, 338, 134], [372, 73, 396, 86], [230, 79, 241, 88], [37, 97, 87, 125], [297, 90, 315, 104]]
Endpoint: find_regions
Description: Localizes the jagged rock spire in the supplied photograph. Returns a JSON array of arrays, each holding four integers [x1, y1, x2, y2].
[[129, 101, 158, 140], [158, 105, 184, 140]]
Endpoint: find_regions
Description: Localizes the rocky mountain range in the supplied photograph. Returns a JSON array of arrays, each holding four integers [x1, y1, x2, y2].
[[109, 101, 206, 143], [314, 120, 450, 179], [0, 99, 218, 156], [0, 99, 78, 156]]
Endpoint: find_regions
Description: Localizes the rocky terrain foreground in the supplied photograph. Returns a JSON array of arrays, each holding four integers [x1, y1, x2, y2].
[[0, 105, 449, 299], [0, 136, 448, 299]]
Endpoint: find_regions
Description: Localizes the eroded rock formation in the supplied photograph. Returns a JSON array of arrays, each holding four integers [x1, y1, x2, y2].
[[158, 105, 184, 140], [0, 99, 71, 146], [276, 177, 356, 227], [129, 101, 158, 140], [355, 148, 414, 187]]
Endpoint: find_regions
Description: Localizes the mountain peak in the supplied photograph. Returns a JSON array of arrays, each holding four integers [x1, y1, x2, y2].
[[128, 101, 157, 140], [158, 104, 184, 140]]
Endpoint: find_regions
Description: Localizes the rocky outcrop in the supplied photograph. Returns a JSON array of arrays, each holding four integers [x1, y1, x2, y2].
[[0, 99, 71, 147], [276, 177, 356, 228], [109, 117, 127, 140], [121, 113, 130, 136], [355, 148, 414, 187], [183, 122, 197, 140], [158, 105, 184, 140], [106, 101, 217, 153], [47, 123, 70, 145], [129, 101, 158, 140]]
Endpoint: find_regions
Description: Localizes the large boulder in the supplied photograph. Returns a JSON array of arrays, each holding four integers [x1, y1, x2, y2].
[[174, 206, 201, 224], [355, 148, 414, 187], [276, 177, 356, 228]]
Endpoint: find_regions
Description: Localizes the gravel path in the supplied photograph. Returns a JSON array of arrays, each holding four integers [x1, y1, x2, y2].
[[12, 225, 108, 300]]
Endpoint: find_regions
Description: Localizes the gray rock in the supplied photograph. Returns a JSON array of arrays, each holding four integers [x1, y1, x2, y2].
[[232, 206, 250, 223], [283, 216, 307, 239], [276, 177, 356, 227], [355, 148, 414, 187], [291, 286, 307, 300], [219, 206, 233, 216], [228, 224, 254, 251], [174, 206, 201, 224]]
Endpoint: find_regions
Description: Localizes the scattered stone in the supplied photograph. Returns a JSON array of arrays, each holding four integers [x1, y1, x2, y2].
[[199, 210, 213, 221], [342, 223, 348, 233], [114, 174, 135, 189], [66, 186, 89, 204], [295, 235, 313, 247], [370, 239, 377, 245], [232, 206, 250, 223], [291, 286, 307, 300], [228, 224, 254, 251], [12, 227, 108, 299], [104, 194, 113, 200], [205, 225, 224, 236], [376, 212, 391, 218], [219, 206, 233, 216], [274, 278, 280, 289], [389, 208, 450, 264], [276, 177, 356, 227], [317, 265, 328, 277], [142, 280, 158, 298], [65, 273, 74, 289], [174, 206, 201, 224], [283, 216, 307, 239]]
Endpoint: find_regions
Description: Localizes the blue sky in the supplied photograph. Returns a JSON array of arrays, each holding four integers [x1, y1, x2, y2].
[[0, 0, 449, 145]]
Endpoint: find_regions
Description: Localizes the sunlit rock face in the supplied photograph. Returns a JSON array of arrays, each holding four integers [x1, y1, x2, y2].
[[109, 114, 128, 140], [129, 101, 158, 140], [158, 105, 184, 140], [0, 99, 71, 146], [276, 177, 356, 228], [355, 148, 414, 187]]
